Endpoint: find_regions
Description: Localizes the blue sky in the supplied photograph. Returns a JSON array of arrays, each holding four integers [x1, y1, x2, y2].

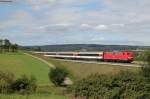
[[0, 0, 150, 46]]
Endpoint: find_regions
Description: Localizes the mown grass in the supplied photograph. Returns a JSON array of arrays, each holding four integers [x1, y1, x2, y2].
[[0, 52, 68, 99], [31, 53, 140, 80], [0, 52, 50, 85]]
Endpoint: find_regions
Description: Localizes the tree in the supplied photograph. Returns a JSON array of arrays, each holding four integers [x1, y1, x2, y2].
[[0, 39, 18, 53], [0, 71, 14, 93], [11, 44, 18, 52], [11, 75, 37, 94], [48, 67, 68, 86], [141, 50, 150, 79], [3, 39, 11, 52], [36, 47, 41, 51], [0, 40, 2, 53]]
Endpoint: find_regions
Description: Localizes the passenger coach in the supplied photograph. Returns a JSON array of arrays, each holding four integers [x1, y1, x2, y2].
[[35, 51, 134, 63]]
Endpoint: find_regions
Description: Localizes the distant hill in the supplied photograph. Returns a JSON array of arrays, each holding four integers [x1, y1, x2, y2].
[[23, 44, 150, 52]]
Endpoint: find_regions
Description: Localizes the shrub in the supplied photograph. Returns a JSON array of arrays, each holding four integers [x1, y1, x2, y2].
[[141, 51, 150, 79], [0, 71, 14, 93], [48, 67, 68, 86], [71, 71, 150, 99], [11, 75, 37, 94], [110, 71, 150, 99]]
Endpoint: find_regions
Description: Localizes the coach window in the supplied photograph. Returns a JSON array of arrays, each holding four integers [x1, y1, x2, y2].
[[113, 52, 116, 55]]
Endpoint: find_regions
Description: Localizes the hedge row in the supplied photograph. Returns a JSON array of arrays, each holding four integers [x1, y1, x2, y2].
[[0, 71, 37, 94], [70, 71, 150, 99]]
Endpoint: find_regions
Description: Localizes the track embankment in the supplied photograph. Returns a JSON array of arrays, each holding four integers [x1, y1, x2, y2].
[[53, 59, 142, 68]]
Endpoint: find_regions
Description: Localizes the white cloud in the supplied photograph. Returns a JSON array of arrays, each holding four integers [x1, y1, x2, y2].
[[80, 24, 93, 29], [1, 0, 150, 45], [110, 24, 125, 27], [95, 25, 108, 30], [26, 0, 57, 10], [54, 23, 71, 27]]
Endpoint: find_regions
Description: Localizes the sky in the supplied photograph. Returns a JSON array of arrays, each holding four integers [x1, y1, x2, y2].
[[0, 0, 150, 46]]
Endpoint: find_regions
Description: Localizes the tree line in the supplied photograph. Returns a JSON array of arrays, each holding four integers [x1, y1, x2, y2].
[[0, 39, 18, 53]]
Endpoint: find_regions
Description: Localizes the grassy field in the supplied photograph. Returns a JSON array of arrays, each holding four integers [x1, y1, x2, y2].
[[32, 53, 140, 80], [49, 59, 139, 79], [0, 52, 69, 99], [0, 52, 51, 85], [0, 52, 140, 99]]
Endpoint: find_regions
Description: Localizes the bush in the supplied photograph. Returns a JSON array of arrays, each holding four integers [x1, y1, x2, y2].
[[11, 75, 37, 94], [110, 71, 150, 99], [141, 51, 150, 79], [134, 52, 144, 61], [0, 71, 14, 93], [48, 67, 68, 86], [71, 71, 150, 99], [71, 74, 111, 99], [0, 71, 37, 94], [142, 51, 150, 64]]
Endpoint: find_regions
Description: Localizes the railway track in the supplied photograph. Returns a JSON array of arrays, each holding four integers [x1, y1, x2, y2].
[[53, 58, 142, 68], [33, 51, 142, 67]]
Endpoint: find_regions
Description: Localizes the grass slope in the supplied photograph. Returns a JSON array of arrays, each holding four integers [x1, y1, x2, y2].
[[32, 53, 139, 80], [0, 52, 50, 85], [50, 59, 139, 79], [0, 52, 69, 99]]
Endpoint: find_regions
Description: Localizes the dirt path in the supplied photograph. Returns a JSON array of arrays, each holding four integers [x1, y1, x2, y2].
[[23, 53, 55, 68], [24, 53, 73, 85]]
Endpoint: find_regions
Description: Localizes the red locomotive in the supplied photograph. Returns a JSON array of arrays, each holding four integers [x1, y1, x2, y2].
[[103, 51, 134, 62], [36, 50, 134, 63]]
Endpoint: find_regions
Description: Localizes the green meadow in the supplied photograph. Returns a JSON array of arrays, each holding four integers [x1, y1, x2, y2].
[[0, 52, 68, 99], [0, 52, 50, 85]]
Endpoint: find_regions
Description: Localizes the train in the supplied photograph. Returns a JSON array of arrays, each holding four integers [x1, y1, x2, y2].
[[34, 51, 134, 63]]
